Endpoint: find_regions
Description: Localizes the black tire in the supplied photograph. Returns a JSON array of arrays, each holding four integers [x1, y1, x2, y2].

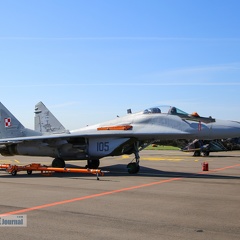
[[193, 151, 201, 157], [127, 162, 140, 174], [52, 158, 65, 168], [27, 170, 32, 175], [11, 170, 17, 176], [86, 159, 100, 169], [203, 151, 210, 157]]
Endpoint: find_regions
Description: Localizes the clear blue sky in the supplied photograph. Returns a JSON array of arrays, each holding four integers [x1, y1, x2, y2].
[[0, 0, 240, 129]]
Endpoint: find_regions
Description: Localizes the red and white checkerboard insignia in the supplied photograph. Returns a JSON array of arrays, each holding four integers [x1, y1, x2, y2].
[[4, 118, 11, 127]]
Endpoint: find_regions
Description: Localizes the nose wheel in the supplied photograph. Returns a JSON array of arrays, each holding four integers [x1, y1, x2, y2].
[[127, 142, 140, 174], [127, 162, 140, 174]]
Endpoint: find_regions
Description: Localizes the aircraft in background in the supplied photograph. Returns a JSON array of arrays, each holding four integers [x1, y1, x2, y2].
[[1, 103, 240, 173], [181, 138, 240, 156]]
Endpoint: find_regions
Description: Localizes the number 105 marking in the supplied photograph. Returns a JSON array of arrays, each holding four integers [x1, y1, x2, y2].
[[97, 142, 109, 152]]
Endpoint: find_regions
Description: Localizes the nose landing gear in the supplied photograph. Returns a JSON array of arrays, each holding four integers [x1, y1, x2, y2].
[[127, 142, 140, 174], [127, 162, 140, 174]]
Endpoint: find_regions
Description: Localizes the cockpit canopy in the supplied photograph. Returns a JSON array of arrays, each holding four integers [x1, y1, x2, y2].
[[143, 106, 215, 123], [143, 106, 188, 116]]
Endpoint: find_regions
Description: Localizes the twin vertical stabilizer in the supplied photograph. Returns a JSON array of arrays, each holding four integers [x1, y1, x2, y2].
[[0, 102, 41, 139], [34, 102, 68, 134]]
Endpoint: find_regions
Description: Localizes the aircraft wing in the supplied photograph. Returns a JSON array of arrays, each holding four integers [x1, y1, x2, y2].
[[0, 126, 191, 144]]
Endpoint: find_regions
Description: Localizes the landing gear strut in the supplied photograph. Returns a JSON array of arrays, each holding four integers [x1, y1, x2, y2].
[[127, 142, 140, 174]]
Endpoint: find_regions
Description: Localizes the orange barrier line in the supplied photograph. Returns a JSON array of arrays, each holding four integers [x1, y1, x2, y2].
[[1, 163, 239, 217], [0, 178, 182, 217], [203, 164, 240, 173]]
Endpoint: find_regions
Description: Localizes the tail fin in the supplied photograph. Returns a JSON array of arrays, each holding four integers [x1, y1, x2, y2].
[[34, 102, 68, 134], [0, 102, 26, 139]]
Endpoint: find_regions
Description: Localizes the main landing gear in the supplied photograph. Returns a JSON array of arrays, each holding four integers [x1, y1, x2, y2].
[[193, 150, 210, 157], [127, 143, 140, 174], [52, 158, 100, 169], [52, 158, 65, 168], [86, 159, 100, 169], [193, 150, 201, 157]]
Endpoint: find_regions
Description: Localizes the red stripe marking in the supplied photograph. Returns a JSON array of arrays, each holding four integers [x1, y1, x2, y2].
[[1, 164, 239, 217]]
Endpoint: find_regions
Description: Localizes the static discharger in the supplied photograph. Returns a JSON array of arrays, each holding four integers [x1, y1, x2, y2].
[[97, 125, 132, 131], [0, 163, 108, 180]]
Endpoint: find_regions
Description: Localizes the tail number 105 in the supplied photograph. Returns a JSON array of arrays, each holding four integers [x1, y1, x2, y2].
[[97, 142, 109, 152]]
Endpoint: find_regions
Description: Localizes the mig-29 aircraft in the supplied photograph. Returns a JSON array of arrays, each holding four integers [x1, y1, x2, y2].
[[182, 138, 240, 156], [1, 103, 240, 174]]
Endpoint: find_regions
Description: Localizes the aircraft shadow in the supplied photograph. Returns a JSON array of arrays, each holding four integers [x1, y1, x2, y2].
[[1, 163, 239, 180], [100, 164, 240, 180]]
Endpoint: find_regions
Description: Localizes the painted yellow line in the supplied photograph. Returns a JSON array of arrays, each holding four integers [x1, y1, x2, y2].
[[0, 160, 13, 164], [141, 157, 184, 161], [0, 159, 21, 164], [121, 155, 185, 161]]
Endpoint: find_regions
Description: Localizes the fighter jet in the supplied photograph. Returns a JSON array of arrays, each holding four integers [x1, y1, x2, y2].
[[182, 138, 240, 156], [1, 103, 240, 173]]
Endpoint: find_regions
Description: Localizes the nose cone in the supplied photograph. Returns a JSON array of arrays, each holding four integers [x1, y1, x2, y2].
[[211, 120, 240, 139]]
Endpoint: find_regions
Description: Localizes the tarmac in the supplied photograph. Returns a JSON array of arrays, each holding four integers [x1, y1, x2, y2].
[[0, 150, 239, 240]]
